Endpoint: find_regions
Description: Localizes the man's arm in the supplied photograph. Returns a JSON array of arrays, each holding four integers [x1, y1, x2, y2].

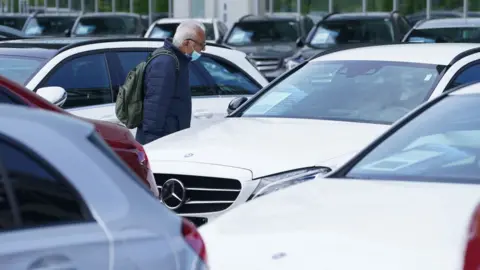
[[142, 55, 177, 143]]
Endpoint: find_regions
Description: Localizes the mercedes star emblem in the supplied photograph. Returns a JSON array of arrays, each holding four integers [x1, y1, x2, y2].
[[160, 178, 186, 210]]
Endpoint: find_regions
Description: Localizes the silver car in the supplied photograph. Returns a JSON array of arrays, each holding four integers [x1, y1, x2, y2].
[[0, 104, 208, 270]]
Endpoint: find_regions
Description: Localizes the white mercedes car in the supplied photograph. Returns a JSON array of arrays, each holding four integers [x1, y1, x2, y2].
[[144, 43, 480, 226], [0, 37, 267, 130], [199, 82, 480, 270]]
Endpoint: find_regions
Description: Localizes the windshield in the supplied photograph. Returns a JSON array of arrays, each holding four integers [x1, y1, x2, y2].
[[406, 27, 480, 43], [240, 60, 442, 124], [0, 17, 27, 30], [309, 19, 394, 48], [24, 16, 76, 36], [149, 22, 215, 40], [347, 95, 480, 184], [0, 55, 45, 84], [225, 20, 299, 46], [74, 16, 138, 36]]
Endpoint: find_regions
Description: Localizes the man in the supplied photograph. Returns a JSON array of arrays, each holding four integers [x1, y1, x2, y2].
[[136, 20, 206, 145]]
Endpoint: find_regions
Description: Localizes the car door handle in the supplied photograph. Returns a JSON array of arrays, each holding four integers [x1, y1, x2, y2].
[[193, 111, 213, 119], [28, 255, 76, 270]]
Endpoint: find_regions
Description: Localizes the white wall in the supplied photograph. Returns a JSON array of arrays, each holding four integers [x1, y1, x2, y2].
[[173, 0, 191, 18]]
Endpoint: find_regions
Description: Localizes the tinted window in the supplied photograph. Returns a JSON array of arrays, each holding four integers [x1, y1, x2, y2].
[[225, 20, 299, 45], [189, 64, 215, 96], [304, 17, 314, 34], [347, 95, 480, 184], [74, 16, 139, 36], [149, 22, 215, 40], [309, 19, 394, 48], [0, 138, 87, 229], [112, 51, 149, 79], [0, 88, 19, 104], [45, 54, 111, 108], [0, 55, 45, 85], [197, 56, 260, 95], [398, 17, 411, 35], [405, 27, 480, 43], [449, 63, 480, 89], [24, 16, 76, 36], [0, 17, 27, 30], [240, 60, 442, 124]]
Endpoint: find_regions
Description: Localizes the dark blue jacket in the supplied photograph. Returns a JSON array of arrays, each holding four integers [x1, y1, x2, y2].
[[136, 39, 192, 145]]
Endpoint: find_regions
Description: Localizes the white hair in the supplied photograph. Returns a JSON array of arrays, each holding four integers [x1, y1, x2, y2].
[[172, 20, 206, 47]]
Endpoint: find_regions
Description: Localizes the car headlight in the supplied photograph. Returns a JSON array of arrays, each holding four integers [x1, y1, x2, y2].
[[249, 167, 331, 200]]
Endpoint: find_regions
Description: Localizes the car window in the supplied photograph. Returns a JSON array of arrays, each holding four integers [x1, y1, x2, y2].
[[406, 27, 480, 43], [24, 16, 76, 36], [189, 63, 216, 96], [0, 55, 46, 85], [0, 17, 27, 30], [398, 16, 411, 36], [304, 17, 314, 34], [110, 51, 149, 79], [225, 20, 299, 45], [0, 137, 89, 230], [239, 60, 442, 124], [309, 19, 394, 48], [448, 63, 480, 90], [197, 56, 260, 95], [0, 87, 21, 104], [44, 53, 112, 109], [346, 95, 480, 184], [74, 16, 139, 36]]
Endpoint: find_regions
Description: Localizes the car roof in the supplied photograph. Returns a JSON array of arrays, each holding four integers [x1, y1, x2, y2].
[[326, 12, 392, 21], [417, 18, 480, 29], [238, 13, 304, 22], [154, 17, 215, 24], [311, 43, 480, 65], [35, 13, 80, 17], [0, 14, 30, 18]]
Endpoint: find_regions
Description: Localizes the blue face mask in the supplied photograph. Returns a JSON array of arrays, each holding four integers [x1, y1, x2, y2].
[[187, 43, 201, 61]]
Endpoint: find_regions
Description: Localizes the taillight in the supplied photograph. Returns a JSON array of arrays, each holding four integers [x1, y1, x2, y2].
[[182, 218, 208, 264], [464, 203, 480, 270]]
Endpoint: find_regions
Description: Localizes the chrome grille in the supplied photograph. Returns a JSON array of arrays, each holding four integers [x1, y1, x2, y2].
[[251, 57, 281, 71], [154, 174, 241, 214]]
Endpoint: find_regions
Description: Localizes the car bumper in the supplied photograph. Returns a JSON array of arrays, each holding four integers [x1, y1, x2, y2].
[[150, 160, 259, 227]]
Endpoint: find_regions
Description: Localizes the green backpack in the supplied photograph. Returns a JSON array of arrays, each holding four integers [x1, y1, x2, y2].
[[115, 48, 179, 129]]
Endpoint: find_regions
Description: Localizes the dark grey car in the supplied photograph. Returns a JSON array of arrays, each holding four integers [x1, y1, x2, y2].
[[223, 13, 314, 81]]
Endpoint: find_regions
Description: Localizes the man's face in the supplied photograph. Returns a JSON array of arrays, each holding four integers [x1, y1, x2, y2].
[[188, 30, 206, 53]]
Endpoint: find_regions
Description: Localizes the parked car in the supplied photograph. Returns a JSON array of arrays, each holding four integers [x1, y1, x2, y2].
[[406, 10, 480, 26], [223, 13, 314, 81], [145, 17, 228, 44], [403, 18, 480, 43], [0, 25, 27, 39], [143, 43, 480, 226], [68, 12, 145, 37], [0, 75, 157, 197], [465, 203, 480, 270], [0, 104, 207, 270], [199, 82, 480, 270], [0, 37, 267, 130], [285, 11, 410, 70], [23, 12, 79, 36], [0, 13, 30, 30]]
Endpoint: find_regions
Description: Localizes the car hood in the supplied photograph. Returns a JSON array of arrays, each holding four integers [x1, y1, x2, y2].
[[144, 118, 388, 178], [200, 178, 480, 270], [231, 42, 298, 58]]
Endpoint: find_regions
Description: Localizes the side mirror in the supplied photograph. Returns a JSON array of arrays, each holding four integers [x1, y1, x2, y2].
[[227, 96, 248, 114], [296, 37, 305, 48], [36, 86, 67, 107], [64, 28, 71, 37]]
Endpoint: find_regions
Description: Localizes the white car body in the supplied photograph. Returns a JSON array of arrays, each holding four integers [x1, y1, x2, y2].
[[145, 18, 223, 43], [144, 43, 480, 224], [199, 178, 480, 270], [22, 40, 268, 130]]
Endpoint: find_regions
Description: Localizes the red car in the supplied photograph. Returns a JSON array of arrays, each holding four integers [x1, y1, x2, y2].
[[0, 75, 158, 197], [464, 203, 480, 270]]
